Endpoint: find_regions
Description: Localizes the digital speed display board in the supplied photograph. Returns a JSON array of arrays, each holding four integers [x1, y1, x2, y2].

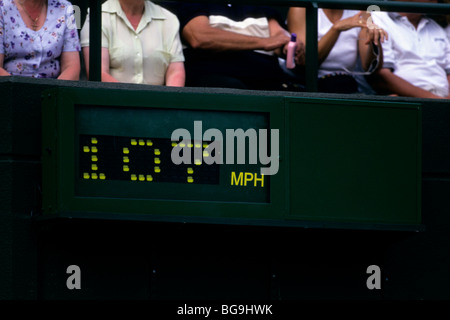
[[71, 103, 273, 203], [42, 87, 422, 230]]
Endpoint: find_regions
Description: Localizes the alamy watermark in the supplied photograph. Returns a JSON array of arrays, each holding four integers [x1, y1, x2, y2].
[[171, 121, 280, 176], [66, 265, 81, 290], [366, 265, 381, 290], [66, 5, 81, 30], [366, 5, 381, 30]]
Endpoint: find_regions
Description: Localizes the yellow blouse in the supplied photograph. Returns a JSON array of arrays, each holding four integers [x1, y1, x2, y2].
[[81, 0, 184, 85]]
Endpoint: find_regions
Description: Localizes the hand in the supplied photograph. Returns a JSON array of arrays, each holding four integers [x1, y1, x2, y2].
[[294, 40, 305, 66], [282, 39, 305, 65], [362, 23, 388, 46], [333, 11, 371, 32], [263, 31, 290, 52]]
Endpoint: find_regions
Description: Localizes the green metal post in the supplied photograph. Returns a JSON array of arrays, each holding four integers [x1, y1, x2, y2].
[[305, 2, 318, 92], [88, 0, 101, 81]]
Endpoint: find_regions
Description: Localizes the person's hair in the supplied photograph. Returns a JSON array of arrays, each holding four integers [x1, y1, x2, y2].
[[430, 0, 449, 27]]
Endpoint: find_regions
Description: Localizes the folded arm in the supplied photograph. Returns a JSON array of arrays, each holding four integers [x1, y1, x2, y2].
[[371, 68, 447, 99], [182, 15, 289, 53]]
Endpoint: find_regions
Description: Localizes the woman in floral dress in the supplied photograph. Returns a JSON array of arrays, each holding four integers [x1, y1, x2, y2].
[[0, 0, 80, 80]]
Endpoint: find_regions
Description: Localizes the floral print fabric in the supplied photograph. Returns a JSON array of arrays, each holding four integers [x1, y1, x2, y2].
[[0, 0, 80, 78]]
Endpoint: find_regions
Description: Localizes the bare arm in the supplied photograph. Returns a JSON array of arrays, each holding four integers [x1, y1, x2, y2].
[[372, 68, 446, 99], [57, 51, 80, 80], [82, 47, 119, 82], [358, 30, 380, 72], [182, 15, 289, 52], [82, 47, 89, 78], [165, 61, 185, 87], [358, 22, 387, 72], [287, 7, 306, 44], [287, 7, 306, 65], [267, 18, 291, 57], [289, 7, 352, 64], [0, 13, 10, 76], [0, 54, 11, 76], [99, 48, 119, 82], [317, 11, 373, 65], [447, 74, 450, 98]]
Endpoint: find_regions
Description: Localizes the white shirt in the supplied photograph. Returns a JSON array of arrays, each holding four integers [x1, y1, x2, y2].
[[81, 0, 184, 85], [372, 12, 450, 97], [208, 15, 273, 56], [318, 9, 361, 78]]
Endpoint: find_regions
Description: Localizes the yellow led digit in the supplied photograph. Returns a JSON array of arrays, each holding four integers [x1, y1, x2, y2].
[[172, 142, 177, 147], [187, 168, 194, 174], [154, 158, 161, 164], [123, 165, 130, 172], [147, 140, 153, 146], [123, 156, 129, 163], [139, 139, 145, 146], [131, 139, 137, 146], [84, 136, 103, 181], [131, 174, 137, 181], [187, 176, 194, 183], [139, 174, 145, 181], [123, 147, 129, 154], [154, 149, 161, 156], [146, 175, 153, 182], [194, 159, 202, 166], [154, 166, 161, 173], [203, 150, 209, 157]]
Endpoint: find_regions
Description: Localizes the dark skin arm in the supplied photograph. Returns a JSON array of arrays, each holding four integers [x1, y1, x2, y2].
[[370, 68, 448, 99], [182, 15, 290, 54]]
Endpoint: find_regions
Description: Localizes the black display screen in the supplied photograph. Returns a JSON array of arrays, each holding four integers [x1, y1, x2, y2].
[[79, 134, 220, 185]]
